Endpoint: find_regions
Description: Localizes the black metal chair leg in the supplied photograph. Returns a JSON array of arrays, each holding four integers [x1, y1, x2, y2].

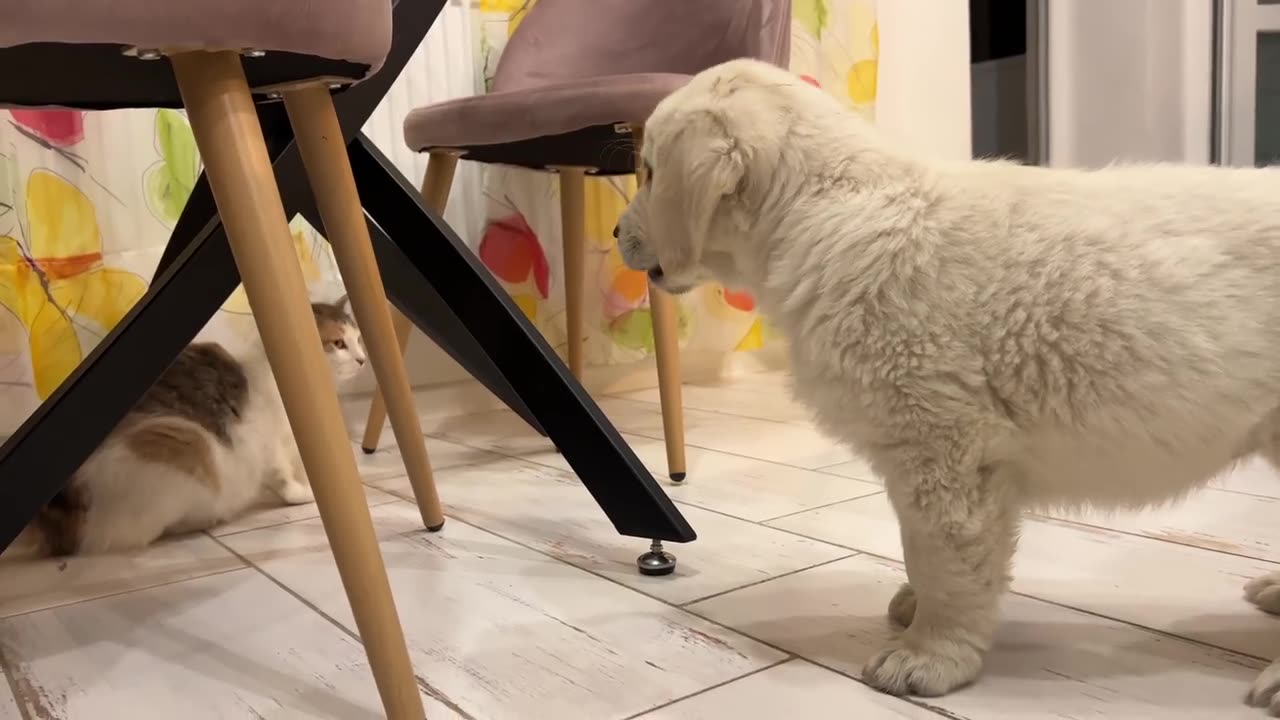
[[349, 134, 696, 543], [0, 217, 239, 551], [364, 214, 549, 437]]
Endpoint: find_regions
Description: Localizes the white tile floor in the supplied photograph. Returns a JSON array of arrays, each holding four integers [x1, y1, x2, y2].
[[3, 371, 1280, 718]]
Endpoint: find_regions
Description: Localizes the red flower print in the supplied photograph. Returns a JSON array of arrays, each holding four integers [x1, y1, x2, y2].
[[722, 287, 755, 312], [479, 212, 550, 298], [9, 110, 85, 147]]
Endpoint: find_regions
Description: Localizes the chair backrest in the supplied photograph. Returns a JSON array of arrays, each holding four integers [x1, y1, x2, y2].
[[492, 0, 792, 93]]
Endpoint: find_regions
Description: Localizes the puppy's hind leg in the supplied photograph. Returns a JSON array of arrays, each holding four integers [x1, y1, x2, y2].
[[864, 435, 1018, 698], [1242, 421, 1280, 712], [1244, 421, 1280, 615], [1245, 563, 1280, 712]]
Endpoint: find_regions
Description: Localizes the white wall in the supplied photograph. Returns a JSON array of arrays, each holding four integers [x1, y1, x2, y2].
[[1045, 0, 1214, 167], [877, 0, 973, 160]]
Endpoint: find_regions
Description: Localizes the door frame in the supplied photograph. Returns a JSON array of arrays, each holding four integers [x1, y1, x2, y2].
[[1218, 0, 1280, 165]]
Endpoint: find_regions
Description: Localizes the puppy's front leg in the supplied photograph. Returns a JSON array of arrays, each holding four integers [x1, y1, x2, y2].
[[864, 450, 1018, 697]]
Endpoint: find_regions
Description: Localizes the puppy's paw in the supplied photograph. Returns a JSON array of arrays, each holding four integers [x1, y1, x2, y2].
[[1247, 660, 1280, 715], [888, 583, 917, 629], [1246, 573, 1280, 615], [863, 640, 982, 697]]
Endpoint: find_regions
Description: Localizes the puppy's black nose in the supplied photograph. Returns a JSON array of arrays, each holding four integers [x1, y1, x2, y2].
[[612, 224, 619, 239]]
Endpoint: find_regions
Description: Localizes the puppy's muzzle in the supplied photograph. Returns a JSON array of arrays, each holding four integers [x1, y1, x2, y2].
[[614, 223, 664, 281]]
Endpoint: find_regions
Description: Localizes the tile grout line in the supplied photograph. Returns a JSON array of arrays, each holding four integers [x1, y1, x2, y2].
[[617, 657, 794, 720], [602, 391, 814, 428], [742, 650, 971, 720], [592, 422, 851, 472], [210, 492, 401, 539], [1029, 512, 1280, 567], [373, 431, 884, 538], [0, 564, 249, 621], [424, 427, 866, 493], [601, 389, 809, 425], [678, 553, 861, 607], [206, 533, 478, 720], [758, 522, 1272, 665], [620, 653, 962, 720], [1207, 485, 1280, 502], [756, 491, 886, 525]]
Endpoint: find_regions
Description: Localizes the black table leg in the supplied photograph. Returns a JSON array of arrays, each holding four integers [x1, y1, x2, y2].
[[349, 134, 695, 543], [284, 185, 547, 436]]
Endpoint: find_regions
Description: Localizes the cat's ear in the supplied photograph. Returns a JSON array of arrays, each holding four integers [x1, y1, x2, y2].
[[336, 293, 351, 315]]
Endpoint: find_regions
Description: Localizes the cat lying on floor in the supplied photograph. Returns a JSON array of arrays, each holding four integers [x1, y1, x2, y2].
[[3, 298, 366, 559]]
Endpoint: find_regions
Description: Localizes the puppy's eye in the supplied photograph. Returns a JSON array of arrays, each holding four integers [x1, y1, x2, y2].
[[333, 339, 347, 350]]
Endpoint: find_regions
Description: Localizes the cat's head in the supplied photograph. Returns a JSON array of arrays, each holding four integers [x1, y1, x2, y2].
[[312, 296, 367, 382]]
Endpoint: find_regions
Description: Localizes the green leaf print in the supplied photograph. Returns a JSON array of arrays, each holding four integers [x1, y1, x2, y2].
[[608, 301, 692, 354], [610, 308, 657, 353], [794, 0, 828, 39], [143, 109, 200, 226]]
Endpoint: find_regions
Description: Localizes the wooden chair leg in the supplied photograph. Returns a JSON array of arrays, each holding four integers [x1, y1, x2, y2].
[[283, 86, 445, 531], [632, 127, 687, 481], [169, 51, 425, 719], [649, 286, 687, 481], [361, 152, 457, 453], [559, 168, 587, 379]]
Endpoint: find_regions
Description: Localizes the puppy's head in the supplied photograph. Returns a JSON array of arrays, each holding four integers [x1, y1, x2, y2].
[[617, 59, 813, 294]]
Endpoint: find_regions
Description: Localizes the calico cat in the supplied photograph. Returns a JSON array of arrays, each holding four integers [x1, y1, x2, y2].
[[4, 298, 367, 559]]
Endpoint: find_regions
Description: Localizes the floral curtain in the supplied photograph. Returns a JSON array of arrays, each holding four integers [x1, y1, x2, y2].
[[0, 0, 877, 438], [0, 107, 340, 437]]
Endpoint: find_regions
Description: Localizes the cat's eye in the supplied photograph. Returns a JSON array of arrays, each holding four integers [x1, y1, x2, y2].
[[644, 161, 654, 183], [333, 339, 347, 350]]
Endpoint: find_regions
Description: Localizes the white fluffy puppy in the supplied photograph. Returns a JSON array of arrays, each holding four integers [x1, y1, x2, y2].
[[617, 58, 1280, 712]]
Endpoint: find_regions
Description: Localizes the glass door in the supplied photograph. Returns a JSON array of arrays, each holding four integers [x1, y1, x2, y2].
[[1219, 0, 1280, 164]]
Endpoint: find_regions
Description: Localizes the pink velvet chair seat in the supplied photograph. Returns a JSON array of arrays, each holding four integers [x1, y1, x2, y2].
[[405, 73, 690, 150], [0, 0, 391, 109], [402, 0, 791, 175]]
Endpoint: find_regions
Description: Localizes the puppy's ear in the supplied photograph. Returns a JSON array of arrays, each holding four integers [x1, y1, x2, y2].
[[652, 120, 743, 280]]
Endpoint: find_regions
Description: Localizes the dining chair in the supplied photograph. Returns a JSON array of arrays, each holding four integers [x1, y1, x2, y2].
[[361, 0, 792, 491], [0, 1, 432, 715]]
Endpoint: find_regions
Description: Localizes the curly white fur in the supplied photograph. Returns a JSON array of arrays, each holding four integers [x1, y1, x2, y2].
[[618, 58, 1280, 712]]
